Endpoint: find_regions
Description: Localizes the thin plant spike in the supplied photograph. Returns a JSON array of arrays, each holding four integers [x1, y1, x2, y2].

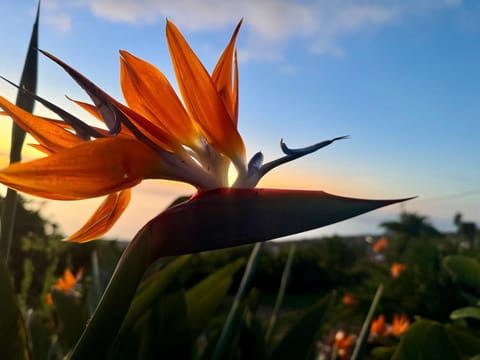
[[0, 2, 39, 262], [350, 283, 384, 360], [211, 242, 265, 360], [265, 243, 296, 343]]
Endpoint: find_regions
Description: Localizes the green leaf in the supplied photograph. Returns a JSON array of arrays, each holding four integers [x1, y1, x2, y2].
[[186, 257, 246, 336], [112, 281, 192, 359], [371, 346, 396, 360], [269, 293, 333, 360], [1, 1, 39, 261], [0, 261, 30, 360], [212, 243, 264, 360], [450, 306, 480, 320], [351, 284, 384, 360], [86, 245, 121, 315], [265, 243, 296, 343], [25, 311, 56, 360], [238, 311, 268, 360], [51, 290, 87, 352], [445, 325, 480, 356], [392, 319, 461, 360], [444, 255, 480, 293], [105, 255, 191, 358], [9, 1, 39, 162]]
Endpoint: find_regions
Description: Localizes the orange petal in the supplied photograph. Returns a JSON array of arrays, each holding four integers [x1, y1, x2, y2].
[[166, 20, 246, 171], [112, 99, 179, 152], [212, 20, 242, 125], [56, 268, 76, 291], [0, 96, 83, 152], [0, 137, 159, 200], [120, 51, 198, 147], [66, 189, 131, 242], [41, 50, 172, 149]]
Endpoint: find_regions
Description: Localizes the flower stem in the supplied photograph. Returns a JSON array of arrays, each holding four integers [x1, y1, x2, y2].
[[265, 243, 296, 343], [69, 224, 157, 359], [350, 283, 384, 360], [211, 242, 265, 360]]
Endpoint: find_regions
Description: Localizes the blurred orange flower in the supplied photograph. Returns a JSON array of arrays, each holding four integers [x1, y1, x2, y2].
[[391, 314, 410, 336], [342, 292, 358, 305], [370, 314, 411, 339], [373, 236, 388, 252], [390, 262, 407, 278], [54, 267, 83, 292], [370, 314, 387, 336], [46, 267, 83, 305], [334, 330, 354, 359]]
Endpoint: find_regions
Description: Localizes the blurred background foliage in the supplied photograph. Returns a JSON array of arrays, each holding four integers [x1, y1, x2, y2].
[[2, 193, 480, 359]]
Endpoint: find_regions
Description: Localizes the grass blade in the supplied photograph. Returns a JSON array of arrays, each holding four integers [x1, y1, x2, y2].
[[1, 2, 39, 261], [265, 243, 296, 343], [211, 242, 264, 360], [350, 283, 384, 360]]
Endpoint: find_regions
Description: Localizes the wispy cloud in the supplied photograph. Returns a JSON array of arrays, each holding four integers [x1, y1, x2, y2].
[[43, 0, 462, 60]]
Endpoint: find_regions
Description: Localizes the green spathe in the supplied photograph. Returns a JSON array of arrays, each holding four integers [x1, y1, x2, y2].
[[70, 188, 410, 359]]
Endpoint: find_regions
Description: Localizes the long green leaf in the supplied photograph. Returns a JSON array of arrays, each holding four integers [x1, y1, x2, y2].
[[51, 290, 87, 352], [269, 293, 334, 360], [70, 188, 410, 358], [450, 306, 480, 321], [113, 281, 192, 360], [186, 257, 246, 336], [445, 325, 480, 356], [391, 319, 461, 360], [265, 243, 296, 343], [351, 283, 384, 360], [0, 261, 30, 359], [1, 2, 39, 261], [105, 254, 191, 359], [444, 255, 480, 293], [212, 242, 264, 360]]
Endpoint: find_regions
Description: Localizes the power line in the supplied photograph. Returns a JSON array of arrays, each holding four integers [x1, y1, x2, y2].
[[414, 188, 480, 202]]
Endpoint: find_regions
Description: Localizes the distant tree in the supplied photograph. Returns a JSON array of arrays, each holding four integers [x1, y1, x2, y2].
[[453, 212, 477, 249], [381, 212, 440, 238]]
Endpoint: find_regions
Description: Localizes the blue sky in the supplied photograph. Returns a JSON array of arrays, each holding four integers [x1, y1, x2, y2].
[[0, 0, 479, 240]]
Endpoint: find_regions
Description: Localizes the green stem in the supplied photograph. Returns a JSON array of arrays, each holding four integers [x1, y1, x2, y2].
[[350, 283, 384, 360], [69, 224, 157, 359], [211, 242, 265, 360], [265, 243, 296, 343]]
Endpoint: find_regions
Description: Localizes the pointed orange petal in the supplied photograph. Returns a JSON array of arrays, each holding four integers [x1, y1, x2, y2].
[[0, 137, 159, 200], [232, 51, 239, 125], [0, 96, 83, 152], [66, 189, 131, 242], [56, 268, 76, 291], [109, 95, 178, 152], [28, 143, 53, 155], [212, 20, 242, 124], [166, 20, 246, 171], [120, 51, 198, 147]]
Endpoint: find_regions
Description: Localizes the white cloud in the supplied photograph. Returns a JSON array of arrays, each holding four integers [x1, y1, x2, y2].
[[42, 0, 463, 60], [45, 12, 72, 32]]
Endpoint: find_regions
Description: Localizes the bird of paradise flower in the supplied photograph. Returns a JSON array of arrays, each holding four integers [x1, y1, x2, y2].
[[0, 20, 349, 243], [0, 18, 411, 359]]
